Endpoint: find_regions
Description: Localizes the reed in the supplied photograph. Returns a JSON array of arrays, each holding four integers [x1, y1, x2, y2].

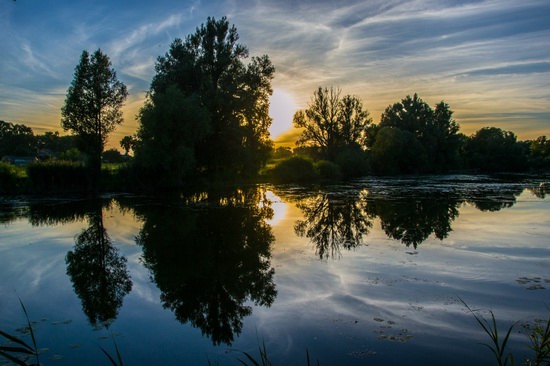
[[0, 298, 40, 366]]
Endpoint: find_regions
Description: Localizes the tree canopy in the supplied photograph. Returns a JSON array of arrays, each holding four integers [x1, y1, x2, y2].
[[61, 49, 128, 180], [293, 86, 372, 160], [135, 16, 275, 181]]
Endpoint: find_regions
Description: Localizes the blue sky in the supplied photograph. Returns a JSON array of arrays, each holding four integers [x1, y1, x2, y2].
[[1, 0, 549, 148]]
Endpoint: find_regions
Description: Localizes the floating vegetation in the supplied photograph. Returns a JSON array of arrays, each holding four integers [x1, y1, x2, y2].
[[373, 318, 414, 343], [516, 277, 548, 290], [348, 350, 376, 359]]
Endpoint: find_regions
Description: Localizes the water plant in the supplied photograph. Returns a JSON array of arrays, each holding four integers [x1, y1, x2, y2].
[[0, 298, 40, 366], [460, 298, 517, 366]]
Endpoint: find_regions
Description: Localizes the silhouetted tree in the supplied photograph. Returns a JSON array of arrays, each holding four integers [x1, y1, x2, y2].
[[293, 87, 371, 160], [0, 120, 34, 156], [134, 85, 210, 186], [376, 94, 461, 173], [119, 135, 135, 156], [61, 49, 128, 185], [133, 188, 276, 345], [369, 126, 428, 175], [464, 127, 528, 172], [144, 17, 275, 178], [528, 135, 550, 171], [66, 208, 132, 328]]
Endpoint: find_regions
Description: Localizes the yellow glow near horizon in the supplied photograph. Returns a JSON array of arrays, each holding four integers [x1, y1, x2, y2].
[[263, 190, 288, 227], [269, 88, 298, 140]]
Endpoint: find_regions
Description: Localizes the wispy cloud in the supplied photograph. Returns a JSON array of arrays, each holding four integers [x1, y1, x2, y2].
[[1, 0, 548, 145]]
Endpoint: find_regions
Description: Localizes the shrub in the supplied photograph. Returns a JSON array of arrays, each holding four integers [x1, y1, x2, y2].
[[269, 156, 319, 183], [27, 160, 87, 193], [0, 162, 24, 194], [315, 160, 341, 180], [335, 148, 371, 178]]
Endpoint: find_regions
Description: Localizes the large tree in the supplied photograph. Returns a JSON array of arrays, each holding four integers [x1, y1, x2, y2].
[[0, 120, 34, 156], [139, 16, 275, 178], [376, 94, 461, 173], [293, 86, 371, 160], [61, 49, 128, 181]]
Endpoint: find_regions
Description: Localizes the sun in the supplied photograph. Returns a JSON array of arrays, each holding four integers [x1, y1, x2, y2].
[[269, 88, 298, 139]]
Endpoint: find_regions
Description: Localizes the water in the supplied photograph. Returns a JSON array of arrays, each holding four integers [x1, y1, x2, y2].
[[1, 175, 549, 365]]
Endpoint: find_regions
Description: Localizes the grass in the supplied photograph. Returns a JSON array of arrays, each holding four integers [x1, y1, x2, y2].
[[461, 298, 550, 366], [460, 298, 516, 365], [0, 297, 40, 366]]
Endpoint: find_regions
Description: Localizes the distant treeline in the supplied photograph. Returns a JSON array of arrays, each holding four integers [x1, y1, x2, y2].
[[269, 89, 550, 181], [1, 16, 549, 193]]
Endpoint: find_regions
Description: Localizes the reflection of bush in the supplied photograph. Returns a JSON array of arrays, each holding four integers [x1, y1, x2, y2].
[[133, 188, 277, 345]]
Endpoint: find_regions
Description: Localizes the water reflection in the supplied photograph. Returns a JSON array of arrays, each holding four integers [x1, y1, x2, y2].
[[66, 204, 132, 328], [130, 188, 277, 346], [294, 192, 373, 259], [366, 193, 460, 248]]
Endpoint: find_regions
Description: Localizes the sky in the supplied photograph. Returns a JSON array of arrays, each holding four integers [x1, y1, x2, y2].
[[1, 0, 549, 150]]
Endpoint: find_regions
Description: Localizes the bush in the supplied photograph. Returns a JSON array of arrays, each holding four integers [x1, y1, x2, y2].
[[269, 156, 319, 183], [315, 160, 341, 180], [0, 162, 24, 194], [335, 148, 370, 178], [27, 160, 87, 193]]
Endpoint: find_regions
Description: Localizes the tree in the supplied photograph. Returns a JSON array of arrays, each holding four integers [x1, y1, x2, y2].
[[465, 127, 528, 172], [119, 135, 135, 156], [293, 87, 371, 160], [369, 126, 428, 175], [143, 16, 275, 178], [61, 49, 128, 182], [0, 120, 35, 156], [134, 85, 210, 187], [377, 94, 462, 172]]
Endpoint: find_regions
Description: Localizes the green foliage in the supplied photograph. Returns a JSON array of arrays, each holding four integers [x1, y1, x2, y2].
[[149, 16, 274, 178], [294, 86, 372, 160], [134, 85, 210, 187], [27, 160, 87, 193], [272, 146, 292, 159], [369, 127, 428, 175], [0, 162, 25, 194], [524, 315, 550, 365], [377, 94, 461, 173], [334, 147, 370, 178], [269, 156, 319, 183], [61, 49, 128, 182], [315, 160, 341, 180], [0, 120, 35, 157], [465, 127, 528, 172], [461, 298, 516, 366], [102, 148, 126, 164]]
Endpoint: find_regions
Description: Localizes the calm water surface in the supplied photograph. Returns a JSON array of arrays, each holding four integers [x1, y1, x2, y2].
[[1, 176, 549, 365]]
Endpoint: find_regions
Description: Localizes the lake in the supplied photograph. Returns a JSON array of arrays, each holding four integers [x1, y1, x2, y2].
[[1, 175, 549, 365]]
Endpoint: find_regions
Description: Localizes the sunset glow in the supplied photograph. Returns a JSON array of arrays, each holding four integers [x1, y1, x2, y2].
[[1, 0, 548, 150], [269, 89, 298, 139]]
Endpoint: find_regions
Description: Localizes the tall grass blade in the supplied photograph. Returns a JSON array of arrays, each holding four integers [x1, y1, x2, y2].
[[99, 346, 120, 366], [0, 330, 34, 352], [460, 297, 516, 366], [17, 297, 39, 365], [0, 350, 29, 366]]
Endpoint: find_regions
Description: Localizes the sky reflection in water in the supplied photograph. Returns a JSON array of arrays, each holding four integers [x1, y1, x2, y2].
[[0, 176, 549, 365]]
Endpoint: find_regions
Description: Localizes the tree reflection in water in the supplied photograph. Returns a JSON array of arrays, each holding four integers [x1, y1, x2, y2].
[[294, 191, 373, 259], [133, 188, 277, 346], [367, 193, 460, 248], [66, 205, 132, 328]]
